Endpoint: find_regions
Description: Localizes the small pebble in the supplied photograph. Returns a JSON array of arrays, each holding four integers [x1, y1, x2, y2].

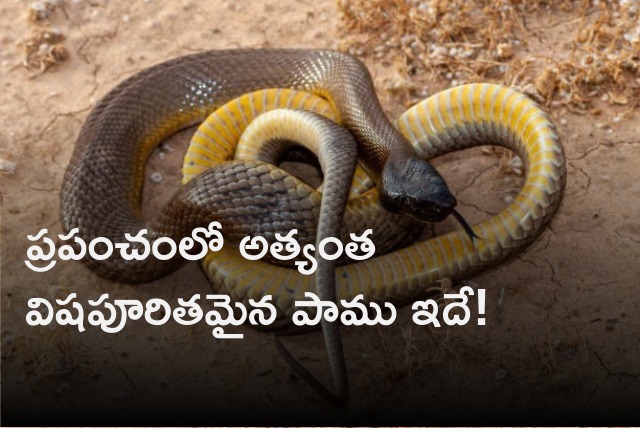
[[150, 172, 163, 183], [0, 159, 17, 174], [122, 15, 131, 23], [431, 46, 448, 58], [508, 156, 523, 169], [400, 35, 413, 45], [495, 42, 514, 60], [495, 369, 507, 380], [29, 2, 49, 20], [158, 142, 174, 153], [504, 195, 514, 204], [461, 49, 474, 59]]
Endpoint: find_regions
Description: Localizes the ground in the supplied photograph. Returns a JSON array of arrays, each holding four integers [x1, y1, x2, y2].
[[1, 0, 639, 425]]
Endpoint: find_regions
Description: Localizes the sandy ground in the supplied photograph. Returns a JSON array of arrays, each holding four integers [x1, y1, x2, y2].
[[1, 0, 639, 425]]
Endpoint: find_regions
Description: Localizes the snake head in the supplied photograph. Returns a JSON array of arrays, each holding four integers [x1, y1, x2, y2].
[[380, 156, 457, 222]]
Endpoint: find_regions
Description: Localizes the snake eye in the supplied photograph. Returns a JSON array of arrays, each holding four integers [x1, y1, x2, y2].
[[380, 157, 456, 222]]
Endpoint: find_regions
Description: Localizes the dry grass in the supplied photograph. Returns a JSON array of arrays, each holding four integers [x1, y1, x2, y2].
[[370, 278, 470, 391], [22, 26, 70, 71], [21, 0, 70, 73], [337, 0, 640, 112], [2, 285, 94, 383]]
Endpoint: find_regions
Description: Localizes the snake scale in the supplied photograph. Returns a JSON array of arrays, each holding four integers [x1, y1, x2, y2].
[[61, 49, 566, 405]]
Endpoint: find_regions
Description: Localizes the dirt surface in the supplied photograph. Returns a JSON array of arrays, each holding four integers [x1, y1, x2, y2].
[[1, 0, 639, 425]]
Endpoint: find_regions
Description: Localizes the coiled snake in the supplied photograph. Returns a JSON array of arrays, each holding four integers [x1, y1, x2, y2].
[[61, 49, 566, 406]]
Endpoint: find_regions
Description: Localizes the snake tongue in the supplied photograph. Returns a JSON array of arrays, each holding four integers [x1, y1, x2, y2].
[[451, 209, 479, 242]]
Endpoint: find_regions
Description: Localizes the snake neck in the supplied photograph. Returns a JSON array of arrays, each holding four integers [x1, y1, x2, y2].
[[298, 50, 458, 221], [303, 50, 417, 180], [60, 48, 433, 282]]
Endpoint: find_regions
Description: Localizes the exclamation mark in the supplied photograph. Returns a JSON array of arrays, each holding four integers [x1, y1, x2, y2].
[[477, 288, 486, 325]]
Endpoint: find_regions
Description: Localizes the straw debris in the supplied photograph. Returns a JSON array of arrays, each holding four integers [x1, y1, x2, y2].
[[338, 0, 640, 111], [22, 0, 70, 73]]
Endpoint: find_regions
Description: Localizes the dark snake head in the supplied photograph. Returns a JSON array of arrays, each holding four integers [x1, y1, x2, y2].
[[380, 156, 457, 222]]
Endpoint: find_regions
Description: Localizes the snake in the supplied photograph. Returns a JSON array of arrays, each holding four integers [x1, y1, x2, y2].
[[60, 49, 566, 406], [61, 49, 455, 280]]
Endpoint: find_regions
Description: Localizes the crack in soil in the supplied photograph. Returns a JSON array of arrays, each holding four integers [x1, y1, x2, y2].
[[108, 347, 138, 403]]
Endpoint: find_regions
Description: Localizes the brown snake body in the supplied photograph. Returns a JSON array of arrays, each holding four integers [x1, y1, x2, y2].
[[61, 49, 453, 281]]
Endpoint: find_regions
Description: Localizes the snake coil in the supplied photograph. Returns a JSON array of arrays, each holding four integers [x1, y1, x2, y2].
[[61, 49, 566, 406]]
